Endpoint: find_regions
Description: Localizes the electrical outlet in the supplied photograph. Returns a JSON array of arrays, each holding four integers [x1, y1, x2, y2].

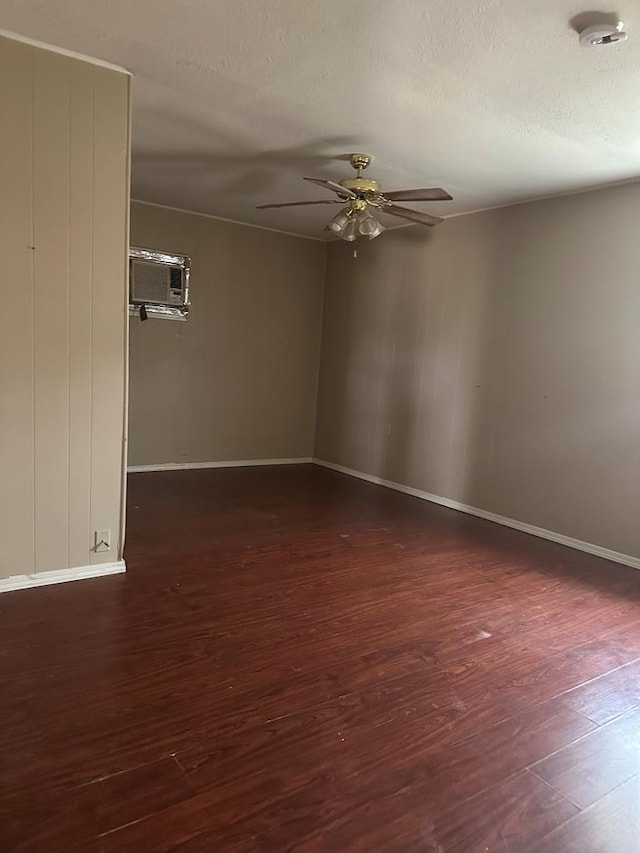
[[94, 529, 111, 553]]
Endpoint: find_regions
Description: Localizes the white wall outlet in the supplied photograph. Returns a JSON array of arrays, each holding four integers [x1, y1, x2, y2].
[[94, 529, 111, 553]]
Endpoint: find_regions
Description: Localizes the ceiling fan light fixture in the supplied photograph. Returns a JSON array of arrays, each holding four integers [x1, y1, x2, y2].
[[342, 216, 358, 242], [370, 221, 385, 239], [257, 154, 452, 238], [358, 211, 385, 239], [329, 208, 351, 234]]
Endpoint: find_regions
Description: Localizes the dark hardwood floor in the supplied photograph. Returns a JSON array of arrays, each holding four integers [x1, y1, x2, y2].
[[1, 464, 640, 851]]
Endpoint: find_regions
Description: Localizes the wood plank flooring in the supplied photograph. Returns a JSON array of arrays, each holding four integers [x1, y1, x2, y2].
[[1, 463, 640, 851]]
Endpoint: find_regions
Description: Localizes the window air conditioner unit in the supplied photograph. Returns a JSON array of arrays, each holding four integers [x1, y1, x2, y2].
[[129, 246, 191, 321]]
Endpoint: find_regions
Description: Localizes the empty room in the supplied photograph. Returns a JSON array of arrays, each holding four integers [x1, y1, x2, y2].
[[1, 2, 640, 851]]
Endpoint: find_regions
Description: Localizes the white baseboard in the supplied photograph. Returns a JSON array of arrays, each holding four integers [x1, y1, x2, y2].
[[127, 458, 312, 473], [313, 458, 640, 571], [0, 560, 126, 594]]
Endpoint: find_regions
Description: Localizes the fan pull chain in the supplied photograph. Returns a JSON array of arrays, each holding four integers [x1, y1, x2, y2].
[[353, 247, 357, 259]]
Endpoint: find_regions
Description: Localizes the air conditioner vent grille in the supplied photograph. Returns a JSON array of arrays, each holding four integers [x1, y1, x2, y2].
[[129, 246, 191, 321], [132, 260, 170, 304]]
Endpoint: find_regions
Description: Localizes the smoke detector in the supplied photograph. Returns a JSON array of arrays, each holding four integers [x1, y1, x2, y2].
[[579, 20, 627, 47]]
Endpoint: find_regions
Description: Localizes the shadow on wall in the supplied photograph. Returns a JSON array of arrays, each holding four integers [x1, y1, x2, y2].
[[316, 215, 504, 505], [376, 227, 448, 490], [385, 219, 505, 503], [315, 187, 640, 559]]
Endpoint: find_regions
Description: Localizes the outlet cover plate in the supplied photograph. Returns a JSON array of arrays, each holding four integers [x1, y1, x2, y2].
[[94, 530, 111, 553]]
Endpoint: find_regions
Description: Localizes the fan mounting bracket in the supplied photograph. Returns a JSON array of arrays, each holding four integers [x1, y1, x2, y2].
[[349, 153, 372, 173]]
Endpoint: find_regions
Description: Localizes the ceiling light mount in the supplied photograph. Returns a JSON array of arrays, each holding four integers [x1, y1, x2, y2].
[[341, 153, 380, 195], [349, 153, 372, 174], [578, 20, 627, 47]]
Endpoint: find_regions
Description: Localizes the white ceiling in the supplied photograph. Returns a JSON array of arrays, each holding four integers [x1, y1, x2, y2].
[[3, 1, 640, 239]]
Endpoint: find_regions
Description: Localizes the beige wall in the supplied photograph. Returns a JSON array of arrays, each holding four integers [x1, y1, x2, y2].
[[316, 183, 640, 559], [0, 36, 130, 578], [128, 202, 325, 466]]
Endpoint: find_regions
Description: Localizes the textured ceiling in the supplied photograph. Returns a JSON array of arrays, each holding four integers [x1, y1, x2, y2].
[[3, 1, 640, 239]]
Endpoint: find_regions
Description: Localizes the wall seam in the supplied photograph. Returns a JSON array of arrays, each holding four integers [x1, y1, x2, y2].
[[311, 241, 329, 457], [30, 44, 36, 573], [131, 198, 325, 244], [66, 59, 71, 570], [119, 73, 133, 559], [88, 68, 95, 561]]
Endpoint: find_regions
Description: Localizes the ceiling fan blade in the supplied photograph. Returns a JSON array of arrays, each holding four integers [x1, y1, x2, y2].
[[384, 188, 452, 202], [382, 203, 443, 226], [303, 176, 357, 198], [256, 199, 345, 209]]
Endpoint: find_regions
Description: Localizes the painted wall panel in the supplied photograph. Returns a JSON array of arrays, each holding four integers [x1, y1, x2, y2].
[[0, 35, 130, 579], [128, 203, 325, 466], [316, 184, 640, 560], [89, 67, 129, 566], [33, 50, 71, 571], [0, 38, 35, 574], [67, 64, 94, 568]]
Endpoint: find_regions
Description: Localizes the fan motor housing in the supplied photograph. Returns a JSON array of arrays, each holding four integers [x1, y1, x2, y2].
[[341, 177, 381, 195]]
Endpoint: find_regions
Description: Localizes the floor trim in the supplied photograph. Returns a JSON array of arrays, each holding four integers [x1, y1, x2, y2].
[[313, 458, 640, 571], [0, 561, 126, 594], [128, 458, 313, 473]]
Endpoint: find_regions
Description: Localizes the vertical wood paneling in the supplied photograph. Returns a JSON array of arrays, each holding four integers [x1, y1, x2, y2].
[[0, 38, 35, 578], [1, 35, 129, 580], [33, 50, 70, 572], [90, 67, 129, 565], [67, 65, 94, 568]]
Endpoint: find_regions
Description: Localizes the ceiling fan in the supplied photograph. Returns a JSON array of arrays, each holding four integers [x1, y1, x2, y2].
[[256, 153, 452, 242]]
